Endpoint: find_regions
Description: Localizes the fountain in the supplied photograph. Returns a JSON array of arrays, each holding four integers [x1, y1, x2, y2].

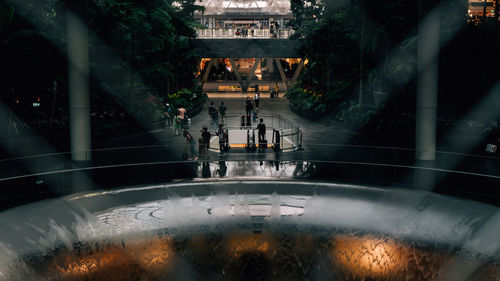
[[0, 180, 499, 280]]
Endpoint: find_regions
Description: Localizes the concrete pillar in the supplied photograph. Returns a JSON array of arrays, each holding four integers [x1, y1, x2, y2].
[[67, 0, 91, 161], [274, 58, 288, 90], [229, 58, 245, 92], [244, 58, 262, 92], [291, 59, 305, 83], [415, 1, 439, 161], [267, 58, 274, 73]]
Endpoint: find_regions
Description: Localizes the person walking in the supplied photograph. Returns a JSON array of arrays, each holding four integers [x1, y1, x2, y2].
[[173, 114, 182, 136], [245, 97, 254, 126], [208, 102, 216, 117], [253, 87, 260, 109], [218, 102, 227, 124], [185, 131, 197, 160], [245, 97, 253, 116], [208, 101, 218, 126], [200, 127, 211, 156], [178, 106, 187, 128], [273, 82, 279, 98], [165, 103, 173, 128], [257, 118, 266, 145], [253, 106, 259, 122], [216, 124, 225, 153]]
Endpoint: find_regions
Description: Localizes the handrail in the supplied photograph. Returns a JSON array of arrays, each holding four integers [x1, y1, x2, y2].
[[195, 28, 295, 39], [201, 113, 302, 152]]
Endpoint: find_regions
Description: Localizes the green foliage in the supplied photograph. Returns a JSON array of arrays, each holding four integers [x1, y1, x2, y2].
[[287, 0, 421, 124], [292, 3, 361, 101], [289, 0, 324, 33], [167, 86, 207, 114], [89, 0, 202, 97], [286, 85, 329, 115], [86, 0, 204, 124]]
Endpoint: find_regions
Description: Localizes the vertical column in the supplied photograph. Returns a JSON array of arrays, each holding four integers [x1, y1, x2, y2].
[[274, 58, 288, 91], [267, 58, 274, 73], [415, 0, 439, 161], [245, 58, 262, 92], [414, 0, 440, 190], [67, 0, 91, 161], [201, 58, 214, 87], [291, 59, 305, 83], [229, 58, 245, 92]]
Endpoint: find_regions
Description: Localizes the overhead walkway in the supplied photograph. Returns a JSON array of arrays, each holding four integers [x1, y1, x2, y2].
[[193, 39, 304, 93], [193, 39, 300, 58], [196, 28, 294, 39], [205, 91, 286, 99]]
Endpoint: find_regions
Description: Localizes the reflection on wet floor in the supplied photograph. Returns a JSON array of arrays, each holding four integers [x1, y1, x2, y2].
[[35, 232, 499, 281], [1, 158, 499, 212], [196, 160, 312, 178]]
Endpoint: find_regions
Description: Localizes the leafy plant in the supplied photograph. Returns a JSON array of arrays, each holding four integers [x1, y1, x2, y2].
[[286, 85, 330, 116], [167, 86, 207, 115]]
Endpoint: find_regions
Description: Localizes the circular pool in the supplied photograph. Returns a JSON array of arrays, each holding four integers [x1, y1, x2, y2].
[[0, 181, 499, 280]]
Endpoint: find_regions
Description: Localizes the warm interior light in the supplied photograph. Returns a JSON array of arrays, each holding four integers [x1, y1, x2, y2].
[[226, 233, 275, 257], [127, 236, 174, 270], [331, 234, 447, 280], [49, 236, 174, 280]]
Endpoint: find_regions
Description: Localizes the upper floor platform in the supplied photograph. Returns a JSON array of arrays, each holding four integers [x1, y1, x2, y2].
[[196, 27, 294, 39]]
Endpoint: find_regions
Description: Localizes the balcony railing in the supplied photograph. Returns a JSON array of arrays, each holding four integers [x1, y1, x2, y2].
[[196, 28, 295, 39]]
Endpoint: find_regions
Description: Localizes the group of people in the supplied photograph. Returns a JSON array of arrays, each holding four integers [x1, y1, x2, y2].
[[208, 101, 227, 125], [245, 89, 261, 123], [182, 102, 228, 160], [164, 104, 188, 136], [196, 123, 228, 159], [235, 25, 253, 37], [174, 87, 276, 160]]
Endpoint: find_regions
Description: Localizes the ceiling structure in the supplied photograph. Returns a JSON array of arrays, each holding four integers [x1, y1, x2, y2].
[[197, 0, 291, 15]]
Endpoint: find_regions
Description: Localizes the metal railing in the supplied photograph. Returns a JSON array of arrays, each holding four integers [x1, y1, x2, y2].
[[201, 113, 302, 152], [196, 28, 294, 39]]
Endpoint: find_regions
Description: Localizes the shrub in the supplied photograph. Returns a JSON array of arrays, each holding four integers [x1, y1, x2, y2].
[[167, 86, 207, 115], [286, 85, 330, 116]]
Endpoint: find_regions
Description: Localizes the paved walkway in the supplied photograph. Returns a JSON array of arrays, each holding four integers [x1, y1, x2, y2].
[[1, 96, 500, 209], [101, 97, 500, 179], [0, 96, 499, 179], [148, 97, 349, 161]]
